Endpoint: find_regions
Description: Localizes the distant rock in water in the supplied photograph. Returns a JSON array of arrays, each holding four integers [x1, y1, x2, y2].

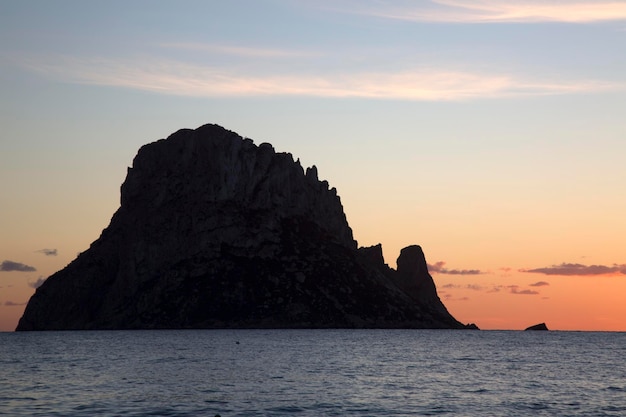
[[17, 124, 468, 331], [525, 323, 549, 331]]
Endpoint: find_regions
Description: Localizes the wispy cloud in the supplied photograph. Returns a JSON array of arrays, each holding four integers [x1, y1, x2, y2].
[[429, 261, 483, 275], [350, 1, 626, 24], [12, 54, 620, 102], [466, 284, 484, 291], [0, 260, 36, 272], [4, 301, 27, 307], [509, 285, 540, 295], [497, 267, 514, 277], [443, 282, 544, 295], [442, 283, 484, 290], [441, 292, 471, 301], [159, 42, 315, 58], [36, 248, 57, 256], [521, 263, 626, 276]]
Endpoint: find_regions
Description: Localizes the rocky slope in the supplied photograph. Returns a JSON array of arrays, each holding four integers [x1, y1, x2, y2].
[[17, 124, 469, 330]]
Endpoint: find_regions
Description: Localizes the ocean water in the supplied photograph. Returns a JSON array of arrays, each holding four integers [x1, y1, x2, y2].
[[1, 330, 625, 416]]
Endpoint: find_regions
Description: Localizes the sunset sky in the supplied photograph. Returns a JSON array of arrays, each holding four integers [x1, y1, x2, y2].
[[2, 1, 626, 332]]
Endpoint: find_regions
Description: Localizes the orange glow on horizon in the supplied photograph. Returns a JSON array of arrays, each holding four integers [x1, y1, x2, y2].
[[435, 272, 626, 331]]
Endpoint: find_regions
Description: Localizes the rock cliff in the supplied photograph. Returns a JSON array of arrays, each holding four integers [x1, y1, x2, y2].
[[17, 124, 468, 330]]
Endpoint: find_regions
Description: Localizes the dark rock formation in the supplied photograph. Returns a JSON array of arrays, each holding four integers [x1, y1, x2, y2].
[[525, 323, 549, 331], [17, 124, 468, 330]]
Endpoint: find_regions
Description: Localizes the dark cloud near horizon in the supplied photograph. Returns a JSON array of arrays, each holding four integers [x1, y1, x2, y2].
[[497, 267, 512, 276], [466, 284, 484, 291], [441, 292, 470, 301], [29, 276, 47, 289], [508, 285, 539, 295], [521, 263, 626, 276], [36, 248, 58, 256], [4, 300, 27, 307], [441, 283, 483, 291], [0, 260, 36, 272], [442, 283, 541, 295], [428, 261, 482, 275]]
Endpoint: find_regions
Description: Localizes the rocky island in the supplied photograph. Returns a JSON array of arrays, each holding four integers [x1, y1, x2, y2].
[[17, 124, 471, 330], [525, 323, 549, 331]]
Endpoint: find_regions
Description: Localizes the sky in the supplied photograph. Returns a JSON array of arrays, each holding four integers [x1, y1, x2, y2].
[[1, 0, 626, 332]]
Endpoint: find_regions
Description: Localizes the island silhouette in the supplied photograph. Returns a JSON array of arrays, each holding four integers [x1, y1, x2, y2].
[[17, 124, 476, 331]]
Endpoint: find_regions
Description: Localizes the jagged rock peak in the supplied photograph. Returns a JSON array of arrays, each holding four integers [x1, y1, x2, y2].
[[397, 245, 430, 277], [393, 246, 441, 307], [359, 244, 386, 267], [117, 123, 356, 250]]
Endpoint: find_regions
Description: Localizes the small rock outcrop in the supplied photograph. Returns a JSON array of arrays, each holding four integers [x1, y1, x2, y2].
[[525, 323, 549, 331], [17, 124, 467, 330]]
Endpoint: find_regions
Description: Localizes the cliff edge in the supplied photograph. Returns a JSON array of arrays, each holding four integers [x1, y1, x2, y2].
[[17, 124, 467, 330]]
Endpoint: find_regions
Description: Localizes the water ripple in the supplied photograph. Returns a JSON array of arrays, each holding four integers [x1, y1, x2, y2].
[[1, 329, 625, 416]]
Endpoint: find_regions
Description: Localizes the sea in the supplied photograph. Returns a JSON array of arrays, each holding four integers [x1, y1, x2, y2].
[[1, 329, 625, 416]]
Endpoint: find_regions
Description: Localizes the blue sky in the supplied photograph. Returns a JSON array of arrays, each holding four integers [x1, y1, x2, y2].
[[2, 1, 626, 330]]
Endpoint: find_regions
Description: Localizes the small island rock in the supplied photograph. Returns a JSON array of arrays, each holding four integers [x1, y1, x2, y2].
[[525, 323, 549, 331]]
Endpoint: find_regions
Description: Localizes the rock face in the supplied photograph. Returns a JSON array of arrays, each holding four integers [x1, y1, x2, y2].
[[17, 124, 467, 330], [525, 323, 549, 331]]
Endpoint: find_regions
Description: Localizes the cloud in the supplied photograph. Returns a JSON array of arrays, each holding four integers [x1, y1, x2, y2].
[[497, 267, 514, 277], [428, 261, 483, 275], [442, 282, 543, 295], [28, 276, 47, 289], [441, 283, 483, 290], [521, 263, 626, 276], [466, 284, 484, 291], [11, 54, 621, 102], [4, 301, 27, 307], [159, 42, 315, 58], [348, 1, 626, 24], [508, 285, 540, 295], [36, 248, 57, 256], [0, 260, 36, 272], [440, 292, 470, 301]]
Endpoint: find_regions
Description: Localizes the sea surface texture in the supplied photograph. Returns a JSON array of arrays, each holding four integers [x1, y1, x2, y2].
[[1, 329, 625, 416]]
